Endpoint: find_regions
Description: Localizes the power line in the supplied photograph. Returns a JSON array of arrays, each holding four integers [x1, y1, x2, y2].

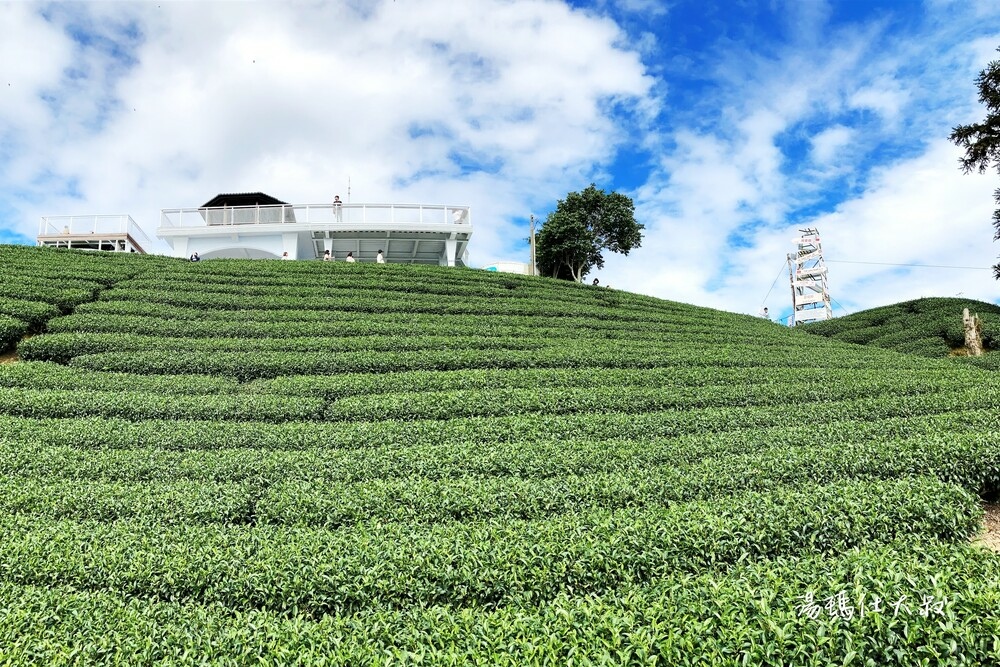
[[826, 259, 991, 270], [759, 259, 787, 310]]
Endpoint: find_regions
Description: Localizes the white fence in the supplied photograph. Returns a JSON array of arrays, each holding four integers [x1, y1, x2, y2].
[[160, 203, 472, 229]]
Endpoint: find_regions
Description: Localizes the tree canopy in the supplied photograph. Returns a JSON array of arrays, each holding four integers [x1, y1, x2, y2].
[[535, 184, 644, 282], [949, 46, 1000, 278]]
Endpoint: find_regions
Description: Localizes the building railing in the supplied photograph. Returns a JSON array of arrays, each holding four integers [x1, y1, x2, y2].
[[39, 214, 154, 250], [159, 203, 472, 229]]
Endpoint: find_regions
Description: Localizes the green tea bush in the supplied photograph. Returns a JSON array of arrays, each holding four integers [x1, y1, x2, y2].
[[0, 362, 240, 394], [0, 315, 27, 353], [67, 341, 940, 380], [0, 298, 59, 329], [0, 387, 322, 422]]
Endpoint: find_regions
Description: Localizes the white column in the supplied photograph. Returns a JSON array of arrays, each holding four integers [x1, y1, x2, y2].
[[441, 238, 457, 267], [173, 236, 189, 259], [282, 232, 298, 259]]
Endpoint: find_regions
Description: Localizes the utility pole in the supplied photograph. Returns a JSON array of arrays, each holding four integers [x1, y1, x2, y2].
[[529, 214, 537, 276]]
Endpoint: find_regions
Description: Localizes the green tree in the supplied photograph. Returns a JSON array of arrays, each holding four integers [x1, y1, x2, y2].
[[949, 46, 1000, 277], [535, 184, 644, 282]]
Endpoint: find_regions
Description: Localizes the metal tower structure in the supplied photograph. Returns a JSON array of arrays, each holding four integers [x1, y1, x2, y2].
[[787, 227, 832, 325]]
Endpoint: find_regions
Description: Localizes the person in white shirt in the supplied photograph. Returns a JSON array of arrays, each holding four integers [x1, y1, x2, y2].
[[345, 251, 356, 263], [281, 251, 292, 260], [332, 195, 343, 222], [376, 249, 385, 264], [323, 250, 332, 261]]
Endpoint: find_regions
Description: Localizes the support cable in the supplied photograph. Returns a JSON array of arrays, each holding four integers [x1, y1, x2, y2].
[[759, 260, 788, 311], [829, 295, 850, 316]]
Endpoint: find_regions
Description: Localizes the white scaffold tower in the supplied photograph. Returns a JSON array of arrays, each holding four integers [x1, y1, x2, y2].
[[787, 227, 832, 325]]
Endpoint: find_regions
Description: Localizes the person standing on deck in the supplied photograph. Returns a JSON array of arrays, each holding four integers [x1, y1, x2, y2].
[[332, 195, 343, 222]]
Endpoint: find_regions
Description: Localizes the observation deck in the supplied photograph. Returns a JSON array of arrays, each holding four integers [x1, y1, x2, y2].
[[37, 215, 152, 254], [157, 202, 472, 265]]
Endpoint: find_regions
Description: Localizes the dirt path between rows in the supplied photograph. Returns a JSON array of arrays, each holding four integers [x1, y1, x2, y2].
[[976, 502, 1000, 552]]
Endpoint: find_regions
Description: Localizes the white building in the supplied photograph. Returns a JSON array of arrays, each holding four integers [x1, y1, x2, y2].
[[157, 192, 472, 265]]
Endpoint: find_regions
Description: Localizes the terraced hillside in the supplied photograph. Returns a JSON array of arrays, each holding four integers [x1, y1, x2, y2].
[[2, 244, 1000, 664], [804, 296, 1000, 359]]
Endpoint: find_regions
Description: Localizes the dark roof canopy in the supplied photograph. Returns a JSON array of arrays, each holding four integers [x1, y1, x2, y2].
[[201, 192, 289, 208]]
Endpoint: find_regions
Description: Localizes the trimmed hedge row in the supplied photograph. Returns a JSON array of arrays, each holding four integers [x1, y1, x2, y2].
[[71, 298, 742, 335], [0, 284, 95, 313], [323, 375, 977, 422], [108, 275, 644, 313], [0, 478, 977, 615], [1, 274, 104, 292], [45, 312, 695, 342], [18, 332, 562, 364], [66, 343, 943, 380], [0, 541, 997, 666], [0, 389, 995, 453], [95, 286, 721, 322], [0, 266, 122, 287], [0, 315, 27, 353], [256, 436, 1000, 526], [252, 365, 979, 399], [3, 411, 1000, 512], [0, 478, 260, 524], [0, 407, 991, 482], [0, 298, 60, 329], [0, 362, 241, 394], [0, 387, 323, 422]]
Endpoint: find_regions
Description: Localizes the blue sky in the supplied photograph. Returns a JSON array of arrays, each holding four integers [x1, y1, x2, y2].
[[2, 0, 999, 318]]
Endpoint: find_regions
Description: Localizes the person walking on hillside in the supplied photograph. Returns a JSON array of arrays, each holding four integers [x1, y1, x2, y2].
[[376, 249, 385, 264], [345, 251, 355, 263]]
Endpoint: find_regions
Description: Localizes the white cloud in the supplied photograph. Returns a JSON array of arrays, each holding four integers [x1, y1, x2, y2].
[[0, 4, 70, 128], [848, 82, 907, 125], [615, 0, 669, 16], [810, 125, 854, 165], [806, 140, 1000, 309]]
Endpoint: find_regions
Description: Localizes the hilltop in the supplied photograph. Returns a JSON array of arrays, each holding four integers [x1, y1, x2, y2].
[[804, 297, 1000, 362], [1, 244, 999, 664]]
